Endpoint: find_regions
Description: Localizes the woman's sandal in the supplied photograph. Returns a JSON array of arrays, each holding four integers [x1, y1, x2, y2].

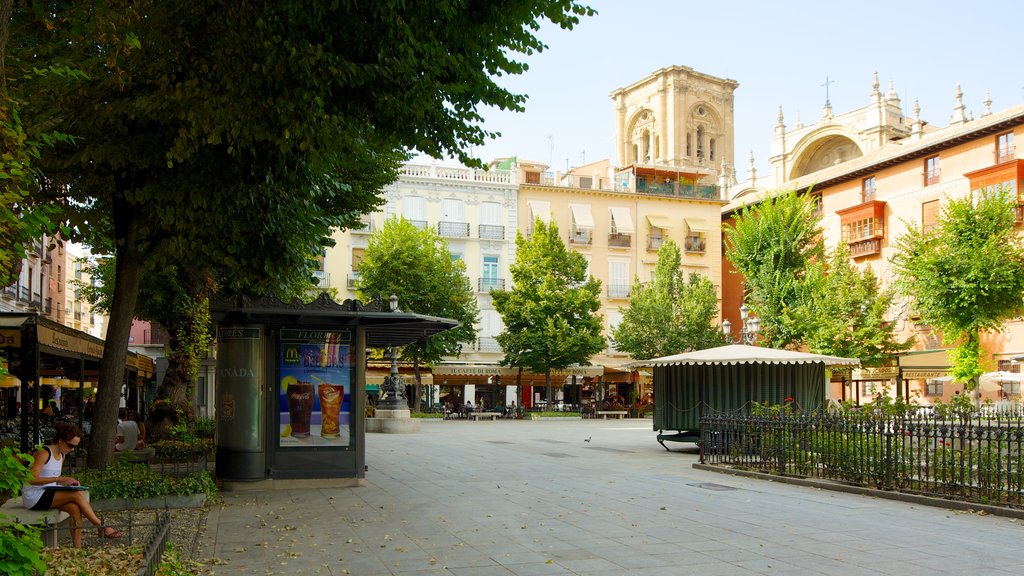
[[98, 526, 123, 539]]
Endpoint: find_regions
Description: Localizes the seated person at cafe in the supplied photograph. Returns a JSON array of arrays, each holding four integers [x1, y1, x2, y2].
[[114, 408, 143, 452]]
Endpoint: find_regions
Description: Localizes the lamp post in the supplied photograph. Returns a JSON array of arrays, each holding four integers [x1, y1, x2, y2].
[[723, 303, 760, 345], [377, 294, 407, 410]]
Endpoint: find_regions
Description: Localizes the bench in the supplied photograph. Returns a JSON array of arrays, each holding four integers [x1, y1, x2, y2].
[[595, 411, 628, 420], [656, 431, 700, 451], [469, 412, 501, 421], [0, 496, 71, 547]]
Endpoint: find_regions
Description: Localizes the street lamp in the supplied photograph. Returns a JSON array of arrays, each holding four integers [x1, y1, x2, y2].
[[378, 294, 407, 410], [723, 303, 760, 345]]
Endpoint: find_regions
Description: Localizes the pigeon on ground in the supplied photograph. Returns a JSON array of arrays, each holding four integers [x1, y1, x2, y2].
[[584, 436, 591, 442]]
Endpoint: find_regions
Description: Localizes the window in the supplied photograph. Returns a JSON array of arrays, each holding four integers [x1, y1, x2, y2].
[[925, 379, 943, 396], [450, 253, 462, 262], [709, 138, 716, 162], [842, 217, 876, 241], [997, 132, 1015, 162], [525, 171, 541, 184], [924, 156, 940, 186], [686, 133, 692, 157], [402, 195, 426, 228], [862, 176, 876, 202], [921, 200, 940, 233], [696, 126, 705, 161], [480, 255, 499, 291], [441, 198, 464, 222], [607, 310, 623, 353], [608, 261, 629, 298], [685, 231, 706, 254]]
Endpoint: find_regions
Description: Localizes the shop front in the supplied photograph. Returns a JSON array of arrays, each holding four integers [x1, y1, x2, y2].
[[898, 349, 954, 404], [1, 312, 150, 451]]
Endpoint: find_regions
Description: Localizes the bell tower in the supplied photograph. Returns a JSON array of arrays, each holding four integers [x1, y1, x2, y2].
[[610, 66, 738, 179]]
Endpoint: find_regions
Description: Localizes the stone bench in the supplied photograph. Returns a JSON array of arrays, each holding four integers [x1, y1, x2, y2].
[[469, 412, 501, 421], [595, 411, 628, 420], [0, 496, 70, 547]]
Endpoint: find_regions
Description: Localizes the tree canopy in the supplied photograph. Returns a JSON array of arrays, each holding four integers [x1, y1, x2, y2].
[[891, 190, 1024, 386], [724, 191, 824, 349], [789, 244, 910, 364], [6, 1, 594, 466], [612, 240, 725, 359], [356, 217, 479, 409], [491, 219, 605, 402]]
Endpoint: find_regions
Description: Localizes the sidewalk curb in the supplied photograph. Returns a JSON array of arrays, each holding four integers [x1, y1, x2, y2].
[[692, 463, 1024, 520]]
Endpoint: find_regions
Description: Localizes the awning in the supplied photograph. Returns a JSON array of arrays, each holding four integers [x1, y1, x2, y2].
[[569, 204, 594, 229], [608, 207, 635, 234], [627, 344, 860, 368], [684, 218, 710, 232], [646, 214, 674, 229], [526, 200, 551, 225]]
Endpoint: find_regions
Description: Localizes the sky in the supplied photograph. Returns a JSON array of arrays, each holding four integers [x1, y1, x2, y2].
[[414, 0, 1024, 179]]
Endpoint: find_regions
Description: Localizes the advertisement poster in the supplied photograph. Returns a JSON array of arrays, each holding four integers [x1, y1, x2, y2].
[[278, 329, 352, 448]]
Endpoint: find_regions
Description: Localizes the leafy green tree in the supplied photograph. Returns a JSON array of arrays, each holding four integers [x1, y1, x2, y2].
[[613, 240, 725, 359], [356, 218, 479, 411], [891, 190, 1024, 390], [790, 244, 911, 364], [491, 219, 605, 405], [8, 1, 593, 466], [724, 191, 824, 348]]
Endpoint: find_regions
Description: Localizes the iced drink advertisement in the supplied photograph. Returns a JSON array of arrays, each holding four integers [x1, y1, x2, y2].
[[278, 329, 352, 448]]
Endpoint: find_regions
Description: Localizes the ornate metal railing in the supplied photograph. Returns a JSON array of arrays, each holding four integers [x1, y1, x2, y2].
[[699, 410, 1024, 509], [478, 224, 505, 240]]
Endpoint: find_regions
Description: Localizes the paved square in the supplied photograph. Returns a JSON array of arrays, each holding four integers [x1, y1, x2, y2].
[[201, 419, 1024, 575]]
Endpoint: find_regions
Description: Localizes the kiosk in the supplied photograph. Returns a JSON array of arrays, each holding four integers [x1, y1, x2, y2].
[[210, 294, 456, 482]]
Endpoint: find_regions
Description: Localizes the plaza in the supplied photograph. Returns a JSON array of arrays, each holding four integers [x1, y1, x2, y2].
[[201, 419, 1024, 575]]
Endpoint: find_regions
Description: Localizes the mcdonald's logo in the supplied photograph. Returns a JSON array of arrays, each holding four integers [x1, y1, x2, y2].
[[283, 345, 301, 365]]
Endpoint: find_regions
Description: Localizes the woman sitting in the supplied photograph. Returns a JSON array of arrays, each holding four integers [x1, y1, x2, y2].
[[22, 422, 122, 547]]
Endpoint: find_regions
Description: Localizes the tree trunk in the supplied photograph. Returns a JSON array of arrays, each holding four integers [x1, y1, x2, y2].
[[545, 368, 552, 411], [87, 213, 142, 469]]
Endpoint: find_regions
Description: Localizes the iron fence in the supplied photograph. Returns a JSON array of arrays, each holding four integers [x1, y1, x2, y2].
[[136, 510, 172, 576], [700, 410, 1024, 509]]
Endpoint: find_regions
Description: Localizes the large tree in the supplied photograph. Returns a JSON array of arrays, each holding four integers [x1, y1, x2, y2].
[[7, 1, 594, 466], [790, 244, 911, 364], [613, 240, 725, 359], [891, 190, 1024, 389], [491, 219, 605, 405], [356, 217, 479, 411], [724, 191, 824, 348]]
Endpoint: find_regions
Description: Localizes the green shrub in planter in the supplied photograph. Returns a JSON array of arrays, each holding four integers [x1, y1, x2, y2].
[[193, 418, 216, 438], [76, 461, 174, 500], [174, 471, 218, 497], [154, 438, 214, 461]]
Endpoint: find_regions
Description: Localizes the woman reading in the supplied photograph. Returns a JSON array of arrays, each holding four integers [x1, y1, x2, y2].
[[22, 422, 122, 546]]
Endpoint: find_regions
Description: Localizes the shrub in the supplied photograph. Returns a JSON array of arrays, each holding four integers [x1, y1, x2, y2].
[[0, 447, 33, 503], [75, 462, 217, 500], [174, 471, 218, 497], [0, 521, 45, 576], [154, 439, 214, 461]]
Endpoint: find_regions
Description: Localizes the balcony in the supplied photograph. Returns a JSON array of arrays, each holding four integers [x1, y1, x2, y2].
[[477, 277, 505, 293], [997, 145, 1016, 164], [19, 286, 29, 301], [635, 179, 721, 200], [478, 224, 505, 240], [347, 273, 360, 289], [647, 236, 664, 251], [2, 285, 15, 299], [569, 229, 592, 246], [849, 237, 882, 258], [476, 336, 501, 353], [608, 232, 632, 248], [352, 217, 374, 234], [407, 219, 428, 230], [438, 221, 470, 238], [684, 236, 706, 254], [608, 284, 630, 299], [312, 270, 330, 288]]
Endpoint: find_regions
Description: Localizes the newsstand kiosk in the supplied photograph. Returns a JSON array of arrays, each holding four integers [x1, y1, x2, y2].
[[211, 294, 455, 484]]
